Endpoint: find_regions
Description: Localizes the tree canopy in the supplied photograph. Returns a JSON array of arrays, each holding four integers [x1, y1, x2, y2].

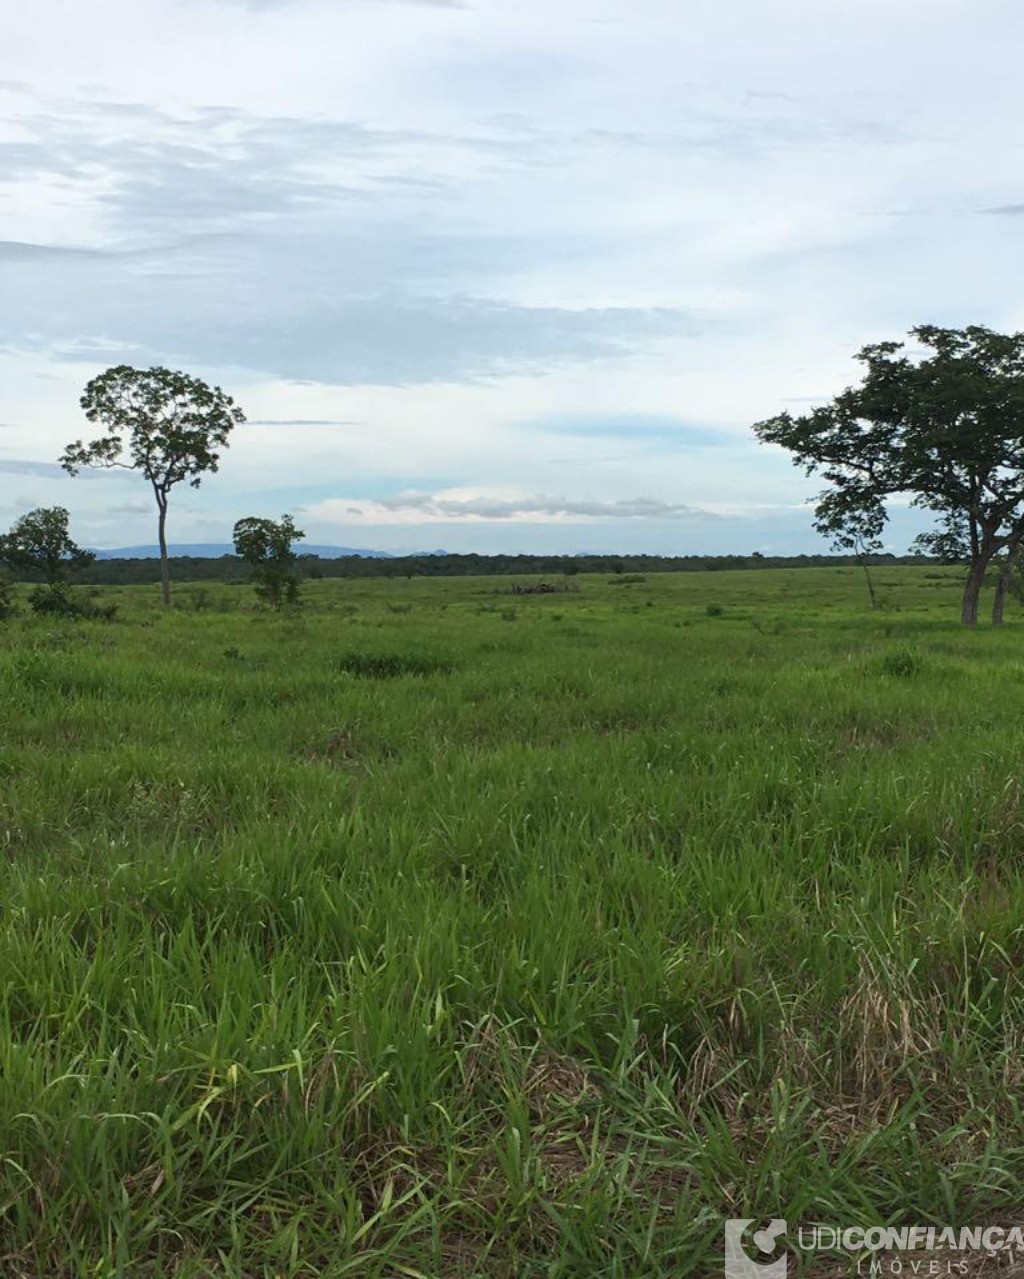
[[62, 366, 245, 605], [233, 514, 305, 608], [0, 506, 93, 586], [754, 324, 1024, 625]]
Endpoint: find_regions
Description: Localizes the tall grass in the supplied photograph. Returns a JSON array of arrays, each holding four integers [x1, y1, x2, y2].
[[0, 566, 1022, 1275]]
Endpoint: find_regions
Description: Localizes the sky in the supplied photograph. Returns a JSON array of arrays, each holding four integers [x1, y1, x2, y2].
[[1, 0, 1023, 555]]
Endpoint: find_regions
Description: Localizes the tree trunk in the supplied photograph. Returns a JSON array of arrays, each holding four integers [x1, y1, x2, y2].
[[993, 543, 1020, 627], [962, 555, 991, 627], [857, 549, 878, 609], [157, 492, 171, 606]]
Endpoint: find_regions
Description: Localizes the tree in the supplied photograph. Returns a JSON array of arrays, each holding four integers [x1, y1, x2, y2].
[[61, 366, 245, 605], [233, 514, 305, 609], [754, 325, 1024, 626], [0, 506, 94, 586]]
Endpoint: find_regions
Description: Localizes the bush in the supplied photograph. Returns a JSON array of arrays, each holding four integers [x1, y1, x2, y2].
[[28, 586, 117, 621], [705, 603, 725, 617], [0, 572, 16, 619]]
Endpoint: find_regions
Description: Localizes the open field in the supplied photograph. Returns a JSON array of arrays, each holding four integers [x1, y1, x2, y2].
[[3, 565, 1024, 1276]]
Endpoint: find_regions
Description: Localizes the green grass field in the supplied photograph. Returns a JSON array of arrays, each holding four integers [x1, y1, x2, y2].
[[2, 565, 1023, 1277]]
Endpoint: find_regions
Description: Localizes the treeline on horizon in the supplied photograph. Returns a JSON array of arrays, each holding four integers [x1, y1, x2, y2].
[[47, 550, 941, 587]]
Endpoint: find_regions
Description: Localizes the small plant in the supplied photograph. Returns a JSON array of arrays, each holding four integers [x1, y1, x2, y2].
[[336, 651, 454, 679], [876, 645, 924, 678], [501, 607, 517, 621], [705, 603, 725, 617]]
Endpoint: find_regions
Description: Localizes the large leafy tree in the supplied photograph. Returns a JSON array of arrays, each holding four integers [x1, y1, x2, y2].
[[754, 325, 1024, 626], [61, 366, 245, 605], [233, 514, 305, 609], [0, 506, 94, 586]]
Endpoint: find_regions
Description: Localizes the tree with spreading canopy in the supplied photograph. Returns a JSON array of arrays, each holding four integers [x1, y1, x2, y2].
[[233, 513, 305, 609], [61, 366, 245, 605], [0, 506, 94, 586], [754, 324, 1024, 626]]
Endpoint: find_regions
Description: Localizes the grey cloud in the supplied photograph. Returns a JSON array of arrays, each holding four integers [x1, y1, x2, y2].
[[0, 458, 127, 480], [248, 418, 363, 426], [0, 240, 115, 262], [221, 297, 688, 384], [370, 493, 715, 520], [0, 87, 899, 255], [980, 204, 1024, 216], [0, 89, 699, 384], [0, 236, 695, 382], [528, 415, 732, 447], [107, 499, 152, 514], [0, 458, 68, 478], [0, 95, 561, 241], [226, 0, 462, 7]]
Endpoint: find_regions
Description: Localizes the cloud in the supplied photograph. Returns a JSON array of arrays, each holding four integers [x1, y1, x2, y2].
[[222, 0, 463, 8], [0, 92, 699, 383], [248, 418, 363, 425], [107, 498, 152, 514], [0, 457, 129, 480], [2, 270, 696, 383], [0, 458, 68, 477], [0, 240, 115, 262], [0, 94, 574, 240], [980, 204, 1024, 216], [305, 490, 717, 524], [528, 415, 733, 447]]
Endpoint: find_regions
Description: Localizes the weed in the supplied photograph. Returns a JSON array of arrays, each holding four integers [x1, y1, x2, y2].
[[335, 650, 455, 678], [876, 645, 925, 678]]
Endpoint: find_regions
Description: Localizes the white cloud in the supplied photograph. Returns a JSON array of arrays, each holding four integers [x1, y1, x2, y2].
[[303, 489, 718, 524]]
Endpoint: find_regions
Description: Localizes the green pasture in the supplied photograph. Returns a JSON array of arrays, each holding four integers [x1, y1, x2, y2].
[[1, 565, 1022, 1276]]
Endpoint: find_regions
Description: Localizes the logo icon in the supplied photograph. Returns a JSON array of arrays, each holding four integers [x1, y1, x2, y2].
[[724, 1218, 788, 1279]]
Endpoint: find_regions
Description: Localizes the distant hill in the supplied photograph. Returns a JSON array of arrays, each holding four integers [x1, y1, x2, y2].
[[93, 543, 394, 560]]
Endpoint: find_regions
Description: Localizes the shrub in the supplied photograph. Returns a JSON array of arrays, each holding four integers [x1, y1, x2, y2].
[[28, 586, 117, 621], [705, 603, 725, 617], [0, 572, 16, 619]]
